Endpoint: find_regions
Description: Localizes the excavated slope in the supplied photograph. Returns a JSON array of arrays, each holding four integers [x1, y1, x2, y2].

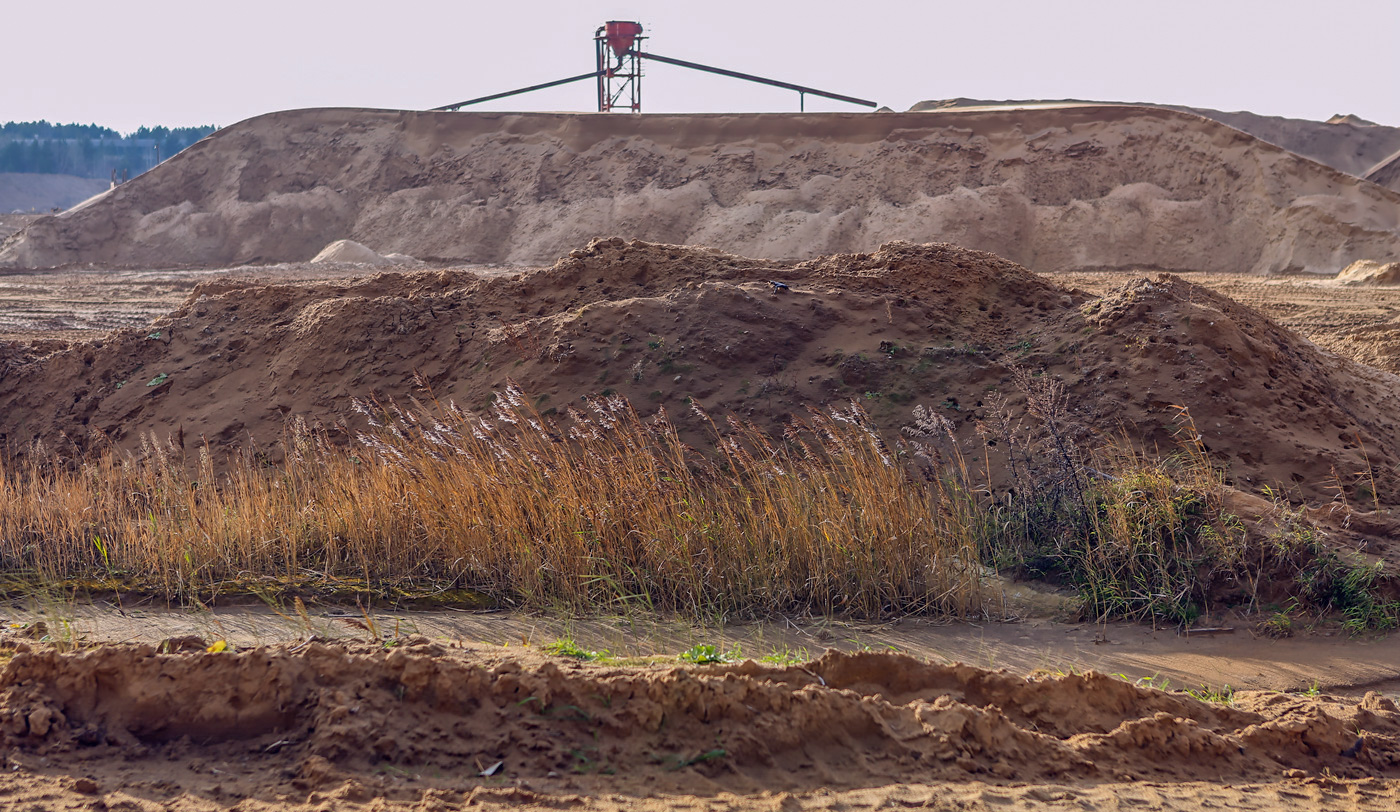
[[3, 106, 1400, 273], [3, 239, 1399, 513]]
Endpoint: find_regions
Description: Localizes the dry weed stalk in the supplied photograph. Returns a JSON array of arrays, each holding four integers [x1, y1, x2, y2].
[[0, 387, 990, 619]]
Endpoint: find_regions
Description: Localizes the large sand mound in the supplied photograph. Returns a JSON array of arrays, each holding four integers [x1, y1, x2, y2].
[[3, 239, 1399, 512], [3, 106, 1399, 274]]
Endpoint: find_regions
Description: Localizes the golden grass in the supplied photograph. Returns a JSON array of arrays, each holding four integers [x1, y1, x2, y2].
[[4, 386, 1391, 626], [0, 389, 991, 618]]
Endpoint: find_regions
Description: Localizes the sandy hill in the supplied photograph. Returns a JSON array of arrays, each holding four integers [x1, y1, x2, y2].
[[1368, 148, 1400, 192], [1192, 108, 1400, 186], [3, 239, 1398, 524], [0, 172, 110, 214], [911, 98, 1400, 189], [3, 106, 1399, 274]]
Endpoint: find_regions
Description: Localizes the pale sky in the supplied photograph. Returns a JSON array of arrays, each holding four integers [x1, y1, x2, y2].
[[5, 0, 1396, 134]]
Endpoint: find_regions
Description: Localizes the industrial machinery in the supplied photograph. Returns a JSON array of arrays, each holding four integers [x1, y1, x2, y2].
[[433, 21, 877, 113]]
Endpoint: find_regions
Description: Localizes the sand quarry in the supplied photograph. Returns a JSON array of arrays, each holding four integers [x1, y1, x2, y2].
[[2, 103, 1400, 809]]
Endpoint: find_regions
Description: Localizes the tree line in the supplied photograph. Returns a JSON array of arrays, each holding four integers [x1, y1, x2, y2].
[[0, 121, 218, 178]]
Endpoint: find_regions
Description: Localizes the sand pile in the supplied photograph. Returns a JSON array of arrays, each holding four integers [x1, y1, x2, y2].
[[309, 238, 419, 267], [3, 106, 1400, 273], [2, 239, 1399, 516], [310, 238, 393, 265], [3, 642, 1398, 797], [1338, 259, 1400, 285]]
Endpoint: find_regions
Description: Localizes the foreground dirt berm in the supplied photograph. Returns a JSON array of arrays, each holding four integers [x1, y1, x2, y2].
[[1, 640, 1398, 809]]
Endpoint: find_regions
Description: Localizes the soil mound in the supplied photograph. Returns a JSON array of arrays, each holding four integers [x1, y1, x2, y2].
[[1338, 259, 1400, 285], [3, 642, 1397, 795], [3, 106, 1400, 274], [2, 239, 1399, 512]]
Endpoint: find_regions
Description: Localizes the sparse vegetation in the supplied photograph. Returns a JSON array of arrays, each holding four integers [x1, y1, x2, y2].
[[1187, 684, 1236, 706], [943, 370, 1400, 627], [0, 387, 989, 619], [678, 643, 742, 664], [0, 379, 1393, 627], [543, 637, 608, 661]]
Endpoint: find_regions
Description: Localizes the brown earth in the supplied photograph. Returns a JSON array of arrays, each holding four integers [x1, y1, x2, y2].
[[1, 638, 1398, 811], [4, 106, 1400, 273], [3, 239, 1400, 540]]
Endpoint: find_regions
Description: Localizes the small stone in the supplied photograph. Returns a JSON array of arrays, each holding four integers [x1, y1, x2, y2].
[[71, 777, 100, 794]]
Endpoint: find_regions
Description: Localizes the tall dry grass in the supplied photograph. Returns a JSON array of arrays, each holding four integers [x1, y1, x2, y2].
[[0, 387, 992, 618], [5, 383, 1391, 626]]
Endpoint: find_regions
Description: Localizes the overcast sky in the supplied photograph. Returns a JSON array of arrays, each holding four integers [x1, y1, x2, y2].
[[6, 0, 1396, 134]]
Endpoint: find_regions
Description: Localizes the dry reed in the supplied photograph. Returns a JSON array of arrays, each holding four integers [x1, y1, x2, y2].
[[0, 387, 992, 618]]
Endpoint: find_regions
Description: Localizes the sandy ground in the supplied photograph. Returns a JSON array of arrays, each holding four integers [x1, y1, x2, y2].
[[6, 598, 1400, 698]]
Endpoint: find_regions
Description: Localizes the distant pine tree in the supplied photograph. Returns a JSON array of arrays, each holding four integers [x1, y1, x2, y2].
[[0, 121, 217, 178]]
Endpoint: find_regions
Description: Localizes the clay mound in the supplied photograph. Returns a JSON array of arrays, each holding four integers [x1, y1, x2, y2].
[[3, 643, 1397, 790], [4, 106, 1400, 274], [3, 238, 1400, 515], [1338, 259, 1400, 285], [311, 238, 395, 266]]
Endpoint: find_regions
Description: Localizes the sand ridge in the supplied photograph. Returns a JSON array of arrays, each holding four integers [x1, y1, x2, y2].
[[3, 105, 1400, 273]]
